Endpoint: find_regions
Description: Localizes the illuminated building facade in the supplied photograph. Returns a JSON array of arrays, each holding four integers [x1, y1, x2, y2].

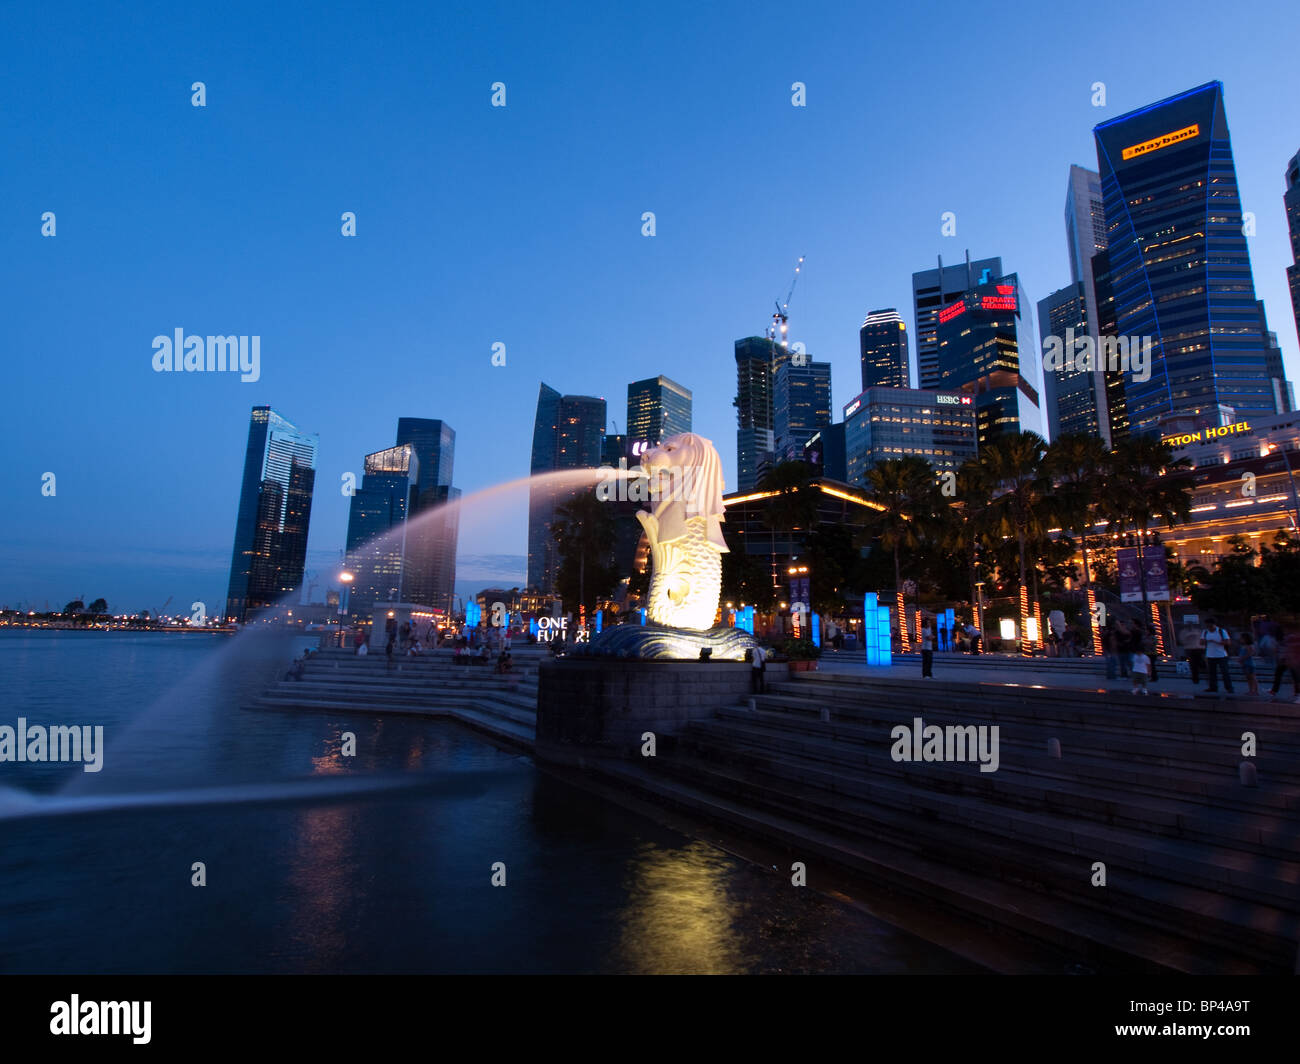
[[225, 406, 318, 622], [344, 444, 421, 617], [1093, 82, 1277, 434], [627, 376, 692, 450], [774, 358, 832, 463], [527, 383, 606, 594], [842, 387, 977, 487], [934, 272, 1043, 447], [859, 309, 909, 390], [912, 254, 1002, 390], [735, 336, 781, 491], [394, 418, 460, 613]]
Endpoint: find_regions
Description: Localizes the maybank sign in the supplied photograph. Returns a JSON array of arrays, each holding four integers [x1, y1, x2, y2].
[[1121, 124, 1200, 161]]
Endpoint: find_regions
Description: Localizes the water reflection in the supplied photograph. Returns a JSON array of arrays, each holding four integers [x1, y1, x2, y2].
[[613, 840, 752, 974]]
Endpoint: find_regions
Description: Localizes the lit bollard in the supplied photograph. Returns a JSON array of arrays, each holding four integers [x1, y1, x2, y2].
[[1047, 738, 1062, 759]]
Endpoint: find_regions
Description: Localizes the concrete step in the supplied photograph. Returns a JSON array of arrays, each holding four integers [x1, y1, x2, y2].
[[676, 723, 1300, 909], [707, 702, 1300, 811], [649, 746, 1297, 969], [589, 758, 1269, 974]]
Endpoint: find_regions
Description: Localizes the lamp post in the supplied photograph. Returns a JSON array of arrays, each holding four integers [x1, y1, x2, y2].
[[1266, 443, 1300, 533]]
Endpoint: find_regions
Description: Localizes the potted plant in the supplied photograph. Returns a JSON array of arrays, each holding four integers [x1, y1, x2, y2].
[[782, 637, 822, 672]]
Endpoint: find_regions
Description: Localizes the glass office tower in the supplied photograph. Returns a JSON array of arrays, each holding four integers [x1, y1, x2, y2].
[[1093, 82, 1274, 434], [1284, 149, 1300, 364], [343, 444, 420, 616], [912, 255, 1002, 390], [394, 418, 460, 612], [225, 406, 318, 622], [773, 358, 832, 463], [526, 383, 606, 594], [735, 336, 781, 491], [859, 309, 909, 390], [626, 376, 692, 449], [935, 273, 1043, 447]]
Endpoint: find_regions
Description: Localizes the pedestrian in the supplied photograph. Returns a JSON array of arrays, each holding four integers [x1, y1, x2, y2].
[[1102, 624, 1118, 679], [1115, 621, 1133, 678], [1202, 616, 1233, 695], [921, 618, 934, 678], [1265, 624, 1300, 703], [1130, 648, 1151, 695], [964, 622, 982, 655], [750, 643, 767, 694], [1237, 631, 1259, 696], [1179, 624, 1205, 686]]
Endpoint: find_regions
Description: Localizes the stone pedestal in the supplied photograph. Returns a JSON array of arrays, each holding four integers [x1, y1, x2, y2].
[[535, 658, 753, 760]]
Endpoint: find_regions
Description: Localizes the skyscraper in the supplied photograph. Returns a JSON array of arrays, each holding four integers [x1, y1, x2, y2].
[[1065, 165, 1108, 326], [1093, 82, 1275, 434], [1257, 301, 1293, 413], [1284, 149, 1300, 358], [225, 406, 318, 622], [735, 336, 780, 491], [527, 383, 606, 594], [935, 272, 1043, 447], [912, 254, 1002, 390], [842, 388, 977, 487], [394, 418, 460, 611], [773, 358, 832, 462], [859, 309, 909, 390], [343, 445, 420, 616], [626, 376, 692, 449]]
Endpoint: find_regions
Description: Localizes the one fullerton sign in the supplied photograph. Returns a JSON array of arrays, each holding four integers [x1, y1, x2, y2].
[[1121, 123, 1200, 161]]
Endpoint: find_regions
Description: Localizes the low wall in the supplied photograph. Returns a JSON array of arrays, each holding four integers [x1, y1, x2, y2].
[[536, 658, 753, 759]]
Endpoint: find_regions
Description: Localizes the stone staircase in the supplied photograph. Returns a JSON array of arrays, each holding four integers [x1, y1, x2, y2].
[[245, 647, 540, 748], [606, 671, 1300, 973]]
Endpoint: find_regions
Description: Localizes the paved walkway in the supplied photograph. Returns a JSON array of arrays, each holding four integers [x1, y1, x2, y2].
[[811, 649, 1300, 703]]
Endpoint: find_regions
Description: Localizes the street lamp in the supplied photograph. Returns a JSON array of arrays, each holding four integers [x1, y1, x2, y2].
[[1265, 443, 1300, 533]]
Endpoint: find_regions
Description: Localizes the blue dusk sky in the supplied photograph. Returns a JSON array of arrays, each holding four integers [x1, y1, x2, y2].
[[4, 0, 1299, 614]]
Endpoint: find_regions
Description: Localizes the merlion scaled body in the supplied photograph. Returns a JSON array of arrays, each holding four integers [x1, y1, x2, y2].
[[634, 433, 728, 631]]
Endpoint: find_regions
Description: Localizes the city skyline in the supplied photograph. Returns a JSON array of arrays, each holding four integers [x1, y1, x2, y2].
[[7, 2, 1300, 613]]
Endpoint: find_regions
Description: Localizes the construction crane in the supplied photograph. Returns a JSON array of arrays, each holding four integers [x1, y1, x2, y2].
[[766, 255, 806, 350]]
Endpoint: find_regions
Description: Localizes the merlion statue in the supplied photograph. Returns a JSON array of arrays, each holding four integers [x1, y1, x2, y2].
[[634, 432, 728, 630], [579, 432, 755, 660]]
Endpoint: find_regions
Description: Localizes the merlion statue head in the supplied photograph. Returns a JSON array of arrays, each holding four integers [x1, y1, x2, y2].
[[636, 432, 728, 552]]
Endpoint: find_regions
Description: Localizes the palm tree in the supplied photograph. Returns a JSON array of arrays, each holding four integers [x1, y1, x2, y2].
[[1103, 436, 1192, 636], [1045, 433, 1108, 648], [859, 456, 938, 592], [979, 432, 1050, 650]]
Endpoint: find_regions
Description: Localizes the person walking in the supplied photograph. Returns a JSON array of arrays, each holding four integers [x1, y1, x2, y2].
[[921, 618, 935, 678], [750, 643, 767, 694], [1102, 624, 1118, 679], [1202, 616, 1233, 695], [1266, 624, 1300, 703], [1179, 624, 1205, 686], [1130, 648, 1151, 695], [1237, 632, 1259, 697]]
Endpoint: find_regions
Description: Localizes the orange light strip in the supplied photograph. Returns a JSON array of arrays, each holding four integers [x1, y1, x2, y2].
[[1086, 586, 1103, 656], [1149, 601, 1166, 657], [896, 590, 910, 652]]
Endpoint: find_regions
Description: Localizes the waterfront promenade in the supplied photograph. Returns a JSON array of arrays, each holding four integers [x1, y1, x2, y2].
[[249, 645, 1300, 974]]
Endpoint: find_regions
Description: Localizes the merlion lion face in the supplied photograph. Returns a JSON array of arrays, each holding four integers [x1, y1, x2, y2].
[[636, 433, 728, 553]]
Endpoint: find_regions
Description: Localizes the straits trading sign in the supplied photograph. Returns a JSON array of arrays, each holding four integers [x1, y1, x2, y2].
[[1121, 123, 1200, 162]]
